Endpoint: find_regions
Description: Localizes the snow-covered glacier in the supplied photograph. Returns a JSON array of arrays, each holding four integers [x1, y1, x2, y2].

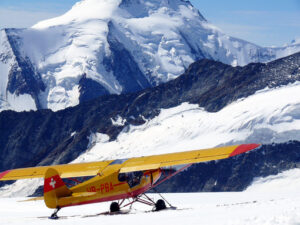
[[0, 0, 300, 111], [74, 82, 300, 162]]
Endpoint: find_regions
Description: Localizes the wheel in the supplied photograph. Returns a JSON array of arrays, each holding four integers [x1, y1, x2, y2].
[[110, 202, 120, 212], [155, 199, 166, 211]]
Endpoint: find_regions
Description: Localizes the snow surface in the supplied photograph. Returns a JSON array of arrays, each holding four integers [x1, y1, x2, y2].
[[75, 81, 300, 163], [246, 168, 300, 193], [1, 0, 300, 111], [0, 30, 37, 112], [6, 92, 37, 112], [0, 30, 13, 110], [0, 169, 299, 225], [0, 31, 10, 98], [111, 115, 127, 127]]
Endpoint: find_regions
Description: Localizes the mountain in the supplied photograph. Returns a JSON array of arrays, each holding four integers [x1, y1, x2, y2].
[[1, 0, 300, 112], [1, 52, 300, 195]]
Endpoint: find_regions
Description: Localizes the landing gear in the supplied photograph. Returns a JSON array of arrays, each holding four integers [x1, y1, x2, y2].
[[111, 193, 173, 213], [49, 207, 61, 219], [155, 199, 166, 211], [110, 202, 120, 212]]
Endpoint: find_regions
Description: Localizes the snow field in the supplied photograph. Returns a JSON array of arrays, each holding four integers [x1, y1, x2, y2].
[[1, 169, 300, 225], [75, 82, 300, 164]]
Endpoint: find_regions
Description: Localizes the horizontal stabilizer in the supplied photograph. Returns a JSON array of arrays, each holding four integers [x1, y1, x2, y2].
[[18, 197, 44, 202]]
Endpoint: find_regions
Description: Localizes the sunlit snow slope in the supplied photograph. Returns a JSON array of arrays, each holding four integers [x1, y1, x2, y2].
[[0, 0, 300, 111], [76, 82, 300, 163]]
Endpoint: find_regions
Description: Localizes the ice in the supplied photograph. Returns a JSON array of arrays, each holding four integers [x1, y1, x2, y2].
[[6, 92, 37, 112], [246, 168, 300, 193], [0, 179, 43, 197], [111, 115, 127, 126], [0, 30, 14, 110], [0, 32, 10, 95]]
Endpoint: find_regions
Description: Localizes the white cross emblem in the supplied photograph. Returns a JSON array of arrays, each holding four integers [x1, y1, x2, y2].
[[49, 178, 56, 189]]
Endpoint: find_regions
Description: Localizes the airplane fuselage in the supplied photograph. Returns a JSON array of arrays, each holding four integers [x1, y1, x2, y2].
[[53, 164, 161, 208]]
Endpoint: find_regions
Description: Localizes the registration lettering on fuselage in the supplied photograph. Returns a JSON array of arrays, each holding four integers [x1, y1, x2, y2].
[[86, 182, 114, 193]]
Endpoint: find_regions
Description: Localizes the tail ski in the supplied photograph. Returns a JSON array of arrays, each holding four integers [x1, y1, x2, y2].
[[44, 168, 72, 208]]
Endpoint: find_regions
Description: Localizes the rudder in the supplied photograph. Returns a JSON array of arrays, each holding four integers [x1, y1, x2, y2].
[[44, 168, 72, 209]]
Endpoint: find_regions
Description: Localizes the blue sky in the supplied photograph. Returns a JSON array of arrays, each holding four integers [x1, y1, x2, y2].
[[0, 0, 299, 47], [191, 0, 300, 46]]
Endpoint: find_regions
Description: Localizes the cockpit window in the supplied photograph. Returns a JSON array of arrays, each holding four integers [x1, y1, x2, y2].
[[118, 173, 127, 182], [118, 171, 143, 188]]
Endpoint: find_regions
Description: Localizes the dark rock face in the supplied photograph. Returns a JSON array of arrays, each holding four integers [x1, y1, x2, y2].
[[0, 52, 299, 190], [156, 141, 300, 192], [179, 31, 210, 61], [5, 29, 45, 108], [170, 52, 300, 112], [105, 22, 152, 92], [79, 75, 110, 103]]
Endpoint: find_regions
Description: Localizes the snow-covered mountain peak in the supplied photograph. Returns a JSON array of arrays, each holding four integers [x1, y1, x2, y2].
[[32, 0, 204, 30], [0, 0, 300, 112], [119, 0, 206, 20], [32, 0, 121, 29]]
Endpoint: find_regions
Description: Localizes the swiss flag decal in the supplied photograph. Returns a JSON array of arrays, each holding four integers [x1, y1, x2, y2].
[[44, 175, 65, 193]]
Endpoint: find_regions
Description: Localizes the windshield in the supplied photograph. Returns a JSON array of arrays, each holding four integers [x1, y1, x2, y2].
[[118, 171, 143, 188]]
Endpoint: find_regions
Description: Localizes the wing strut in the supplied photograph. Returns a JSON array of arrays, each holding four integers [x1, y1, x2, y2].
[[151, 163, 193, 189]]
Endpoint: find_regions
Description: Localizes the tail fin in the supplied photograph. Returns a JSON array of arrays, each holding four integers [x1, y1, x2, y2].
[[44, 168, 72, 209]]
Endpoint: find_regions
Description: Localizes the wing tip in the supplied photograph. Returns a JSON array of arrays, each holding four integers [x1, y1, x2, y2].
[[0, 170, 11, 180], [230, 144, 261, 157]]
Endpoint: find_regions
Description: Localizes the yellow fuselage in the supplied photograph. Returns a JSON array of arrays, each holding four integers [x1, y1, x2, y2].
[[55, 164, 161, 208]]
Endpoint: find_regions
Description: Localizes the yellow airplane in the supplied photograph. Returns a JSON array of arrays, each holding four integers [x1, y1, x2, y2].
[[0, 144, 260, 218]]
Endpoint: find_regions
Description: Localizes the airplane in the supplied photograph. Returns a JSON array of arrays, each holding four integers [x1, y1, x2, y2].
[[0, 143, 260, 219]]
